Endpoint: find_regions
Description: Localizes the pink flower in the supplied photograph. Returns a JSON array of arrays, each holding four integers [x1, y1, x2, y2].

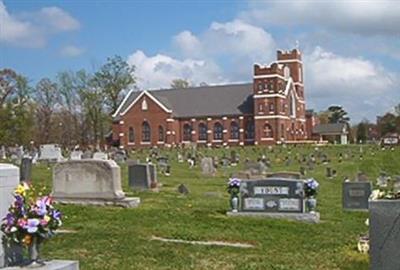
[[17, 218, 27, 228]]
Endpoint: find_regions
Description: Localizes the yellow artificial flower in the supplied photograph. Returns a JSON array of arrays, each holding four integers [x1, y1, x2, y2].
[[15, 184, 27, 196], [44, 215, 51, 222]]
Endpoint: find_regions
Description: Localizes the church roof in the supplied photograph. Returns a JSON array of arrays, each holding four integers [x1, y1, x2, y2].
[[313, 123, 348, 135], [114, 83, 254, 119]]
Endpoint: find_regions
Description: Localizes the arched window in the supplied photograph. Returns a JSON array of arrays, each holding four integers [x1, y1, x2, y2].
[[183, 123, 192, 141], [213, 122, 223, 140], [289, 91, 296, 117], [158, 126, 164, 142], [142, 121, 151, 142], [263, 124, 273, 138], [245, 121, 254, 140], [198, 123, 207, 141], [128, 127, 135, 143], [230, 121, 239, 140]]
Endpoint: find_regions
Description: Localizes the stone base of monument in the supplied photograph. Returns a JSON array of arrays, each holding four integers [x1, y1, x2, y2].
[[369, 199, 400, 270], [5, 260, 79, 270], [54, 197, 140, 208], [226, 211, 320, 224]]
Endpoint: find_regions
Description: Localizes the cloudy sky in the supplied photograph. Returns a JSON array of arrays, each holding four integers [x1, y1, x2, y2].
[[1, 0, 399, 123]]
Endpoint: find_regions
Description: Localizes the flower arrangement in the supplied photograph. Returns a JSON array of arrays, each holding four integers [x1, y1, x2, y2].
[[227, 178, 241, 197], [1, 182, 62, 253], [304, 178, 319, 198]]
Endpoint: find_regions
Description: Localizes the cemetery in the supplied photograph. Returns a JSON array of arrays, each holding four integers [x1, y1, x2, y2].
[[1, 144, 399, 269], [1, 1, 400, 269]]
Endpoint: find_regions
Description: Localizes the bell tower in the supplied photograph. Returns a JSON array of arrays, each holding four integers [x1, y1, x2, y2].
[[253, 48, 307, 144]]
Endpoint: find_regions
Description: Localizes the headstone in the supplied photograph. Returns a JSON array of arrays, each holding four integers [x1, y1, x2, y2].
[[52, 160, 139, 207], [113, 151, 126, 163], [128, 162, 157, 190], [369, 200, 400, 270], [376, 173, 389, 188], [70, 151, 82, 160], [5, 260, 79, 270], [229, 178, 319, 223], [200, 157, 216, 176], [38, 144, 64, 162], [299, 167, 306, 177], [342, 181, 372, 211], [177, 184, 189, 195], [326, 167, 333, 178], [19, 157, 32, 182], [393, 176, 400, 194], [0, 146, 6, 160], [356, 172, 368, 182], [240, 179, 305, 212], [0, 164, 21, 267], [81, 150, 92, 159], [92, 152, 108, 160]]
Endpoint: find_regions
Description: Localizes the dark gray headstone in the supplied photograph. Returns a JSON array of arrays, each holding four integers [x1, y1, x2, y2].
[[128, 163, 157, 190], [240, 179, 305, 213], [177, 184, 189, 195], [20, 157, 32, 182], [342, 182, 372, 210], [369, 200, 400, 270]]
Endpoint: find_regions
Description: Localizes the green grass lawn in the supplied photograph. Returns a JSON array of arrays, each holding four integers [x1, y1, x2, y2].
[[28, 145, 400, 269]]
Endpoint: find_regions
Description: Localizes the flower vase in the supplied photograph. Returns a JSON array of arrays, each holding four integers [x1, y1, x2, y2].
[[307, 197, 317, 213], [231, 196, 239, 212], [27, 237, 45, 268]]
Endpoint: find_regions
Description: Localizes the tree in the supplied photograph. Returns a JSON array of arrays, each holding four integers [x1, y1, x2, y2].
[[34, 78, 59, 144], [317, 111, 330, 124], [0, 71, 34, 145], [170, 79, 190, 89], [0, 68, 18, 107], [377, 113, 397, 136], [93, 55, 135, 114], [394, 103, 400, 117], [356, 121, 368, 143], [327, 105, 350, 124]]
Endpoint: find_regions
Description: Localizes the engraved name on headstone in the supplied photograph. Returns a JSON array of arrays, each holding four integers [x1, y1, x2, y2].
[[240, 179, 305, 213], [342, 182, 372, 210]]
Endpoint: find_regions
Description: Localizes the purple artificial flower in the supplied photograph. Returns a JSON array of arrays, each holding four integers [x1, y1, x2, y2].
[[228, 178, 241, 187], [4, 213, 15, 226], [52, 210, 62, 221], [306, 178, 319, 190], [14, 195, 24, 208], [24, 218, 40, 233], [35, 198, 48, 216]]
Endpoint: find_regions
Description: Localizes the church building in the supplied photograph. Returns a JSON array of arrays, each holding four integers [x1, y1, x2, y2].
[[112, 48, 313, 148]]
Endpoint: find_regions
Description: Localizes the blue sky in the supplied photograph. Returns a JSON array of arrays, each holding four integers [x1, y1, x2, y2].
[[1, 0, 400, 123]]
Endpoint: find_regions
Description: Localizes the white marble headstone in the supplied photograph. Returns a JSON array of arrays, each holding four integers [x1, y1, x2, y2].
[[92, 152, 108, 160], [39, 144, 64, 162], [0, 164, 19, 267]]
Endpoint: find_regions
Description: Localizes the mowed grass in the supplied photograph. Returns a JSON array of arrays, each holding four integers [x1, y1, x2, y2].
[[29, 145, 400, 270]]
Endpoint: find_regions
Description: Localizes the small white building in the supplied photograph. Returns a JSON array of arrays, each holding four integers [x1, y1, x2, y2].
[[313, 123, 349, 144]]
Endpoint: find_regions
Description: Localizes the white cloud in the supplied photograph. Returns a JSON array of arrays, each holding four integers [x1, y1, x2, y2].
[[174, 19, 276, 63], [0, 1, 80, 48], [60, 45, 85, 57], [240, 1, 400, 36], [127, 50, 224, 90], [304, 47, 399, 122], [128, 19, 277, 90], [37, 7, 80, 32], [0, 1, 44, 47]]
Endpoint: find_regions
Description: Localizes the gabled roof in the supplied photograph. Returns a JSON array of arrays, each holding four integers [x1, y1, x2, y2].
[[313, 123, 348, 135], [114, 83, 254, 119]]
